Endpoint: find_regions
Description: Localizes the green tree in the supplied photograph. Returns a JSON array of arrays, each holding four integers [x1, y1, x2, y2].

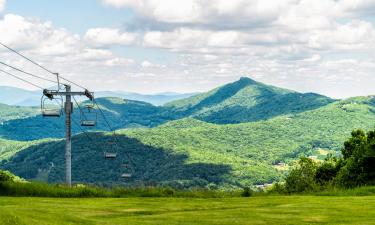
[[285, 157, 318, 193]]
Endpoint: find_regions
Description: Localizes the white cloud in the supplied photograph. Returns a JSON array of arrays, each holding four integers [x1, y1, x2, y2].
[[84, 28, 137, 47], [0, 0, 5, 12], [2, 1, 375, 97], [141, 60, 166, 68], [0, 14, 81, 55], [0, 14, 137, 91]]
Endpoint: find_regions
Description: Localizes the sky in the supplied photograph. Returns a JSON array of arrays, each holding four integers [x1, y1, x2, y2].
[[0, 0, 375, 98]]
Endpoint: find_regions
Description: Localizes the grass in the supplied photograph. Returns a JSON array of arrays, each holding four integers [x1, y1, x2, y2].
[[0, 181, 242, 198], [1, 196, 375, 224]]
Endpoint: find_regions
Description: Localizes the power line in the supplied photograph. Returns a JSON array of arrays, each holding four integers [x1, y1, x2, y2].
[[0, 61, 58, 84], [0, 68, 44, 89]]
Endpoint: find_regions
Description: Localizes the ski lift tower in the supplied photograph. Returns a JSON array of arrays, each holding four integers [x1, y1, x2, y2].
[[42, 84, 94, 187]]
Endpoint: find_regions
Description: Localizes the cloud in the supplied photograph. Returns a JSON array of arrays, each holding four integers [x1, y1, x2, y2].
[[84, 28, 137, 47], [0, 0, 5, 12], [0, 14, 137, 91], [141, 60, 166, 68], [0, 14, 81, 56], [103, 0, 375, 31]]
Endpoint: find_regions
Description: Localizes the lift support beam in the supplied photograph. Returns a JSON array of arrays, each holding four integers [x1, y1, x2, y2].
[[43, 85, 94, 187]]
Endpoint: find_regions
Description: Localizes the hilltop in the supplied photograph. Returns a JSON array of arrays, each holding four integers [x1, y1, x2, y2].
[[165, 77, 335, 123], [0, 77, 335, 140]]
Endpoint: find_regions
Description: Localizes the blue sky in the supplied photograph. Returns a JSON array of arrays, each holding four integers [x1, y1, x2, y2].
[[0, 0, 375, 98]]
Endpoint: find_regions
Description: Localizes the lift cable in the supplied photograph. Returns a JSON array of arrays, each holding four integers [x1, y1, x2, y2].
[[72, 96, 89, 121], [0, 42, 57, 75], [71, 116, 95, 143], [0, 61, 58, 84], [92, 98, 136, 168], [0, 42, 87, 91], [0, 68, 44, 89]]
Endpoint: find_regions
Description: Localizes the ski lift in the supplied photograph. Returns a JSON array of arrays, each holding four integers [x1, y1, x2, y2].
[[104, 152, 117, 159], [121, 161, 133, 178], [121, 173, 132, 178], [41, 92, 63, 117], [80, 102, 97, 127]]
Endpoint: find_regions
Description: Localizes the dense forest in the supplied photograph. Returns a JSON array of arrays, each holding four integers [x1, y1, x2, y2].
[[1, 77, 375, 188]]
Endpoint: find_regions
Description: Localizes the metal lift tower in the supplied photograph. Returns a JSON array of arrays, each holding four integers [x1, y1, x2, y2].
[[43, 84, 94, 186]]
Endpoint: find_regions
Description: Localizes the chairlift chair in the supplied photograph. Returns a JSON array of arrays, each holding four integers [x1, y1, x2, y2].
[[121, 173, 132, 178], [104, 152, 117, 159], [41, 94, 63, 117], [80, 102, 97, 127], [121, 161, 133, 178]]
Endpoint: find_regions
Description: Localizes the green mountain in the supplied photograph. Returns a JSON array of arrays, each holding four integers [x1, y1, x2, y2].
[[2, 96, 375, 188], [0, 77, 335, 141], [0, 103, 39, 123], [0, 97, 172, 141], [0, 86, 196, 106], [165, 77, 336, 123]]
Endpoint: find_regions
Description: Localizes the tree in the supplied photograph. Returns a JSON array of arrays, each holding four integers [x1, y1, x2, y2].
[[285, 157, 318, 193]]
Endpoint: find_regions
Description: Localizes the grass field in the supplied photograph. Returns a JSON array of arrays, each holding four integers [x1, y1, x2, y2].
[[1, 196, 375, 225]]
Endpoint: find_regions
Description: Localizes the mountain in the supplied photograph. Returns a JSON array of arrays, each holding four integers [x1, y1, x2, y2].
[[0, 86, 41, 106], [0, 77, 336, 141], [0, 103, 39, 123], [2, 95, 375, 188], [0, 97, 173, 141], [0, 86, 196, 106], [1, 77, 369, 188], [165, 77, 336, 123], [95, 91, 196, 106]]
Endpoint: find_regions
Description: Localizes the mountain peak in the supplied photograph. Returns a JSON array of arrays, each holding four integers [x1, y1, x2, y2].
[[238, 76, 256, 83]]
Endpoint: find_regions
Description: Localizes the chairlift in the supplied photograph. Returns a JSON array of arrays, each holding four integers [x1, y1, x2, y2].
[[41, 94, 63, 117], [104, 152, 117, 159], [80, 102, 97, 127], [121, 173, 132, 178], [120, 161, 133, 178], [103, 141, 117, 159]]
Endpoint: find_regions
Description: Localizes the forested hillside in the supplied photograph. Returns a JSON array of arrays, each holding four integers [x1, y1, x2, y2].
[[0, 77, 336, 141], [0, 97, 173, 141], [2, 96, 375, 188], [164, 77, 336, 123]]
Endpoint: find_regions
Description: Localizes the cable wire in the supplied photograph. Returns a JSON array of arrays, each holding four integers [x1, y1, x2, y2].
[[0, 42, 88, 90], [0, 68, 44, 89], [93, 98, 136, 168], [0, 42, 57, 75], [71, 117, 95, 142], [0, 61, 58, 84]]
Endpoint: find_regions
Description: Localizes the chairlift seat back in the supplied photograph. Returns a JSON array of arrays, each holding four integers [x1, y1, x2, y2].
[[104, 152, 117, 158], [42, 109, 61, 117], [121, 173, 132, 178], [81, 120, 96, 127]]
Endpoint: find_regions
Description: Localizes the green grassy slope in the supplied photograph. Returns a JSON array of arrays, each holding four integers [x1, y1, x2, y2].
[[2, 96, 375, 187], [165, 77, 335, 123], [1, 196, 375, 225]]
